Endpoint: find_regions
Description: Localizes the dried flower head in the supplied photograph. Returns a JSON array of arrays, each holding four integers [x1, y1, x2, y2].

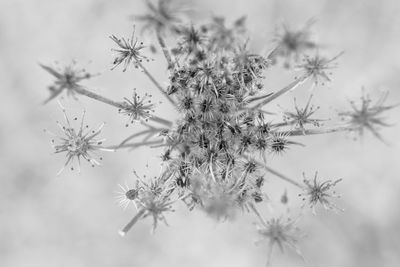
[[271, 20, 317, 68], [269, 132, 291, 155], [40, 61, 93, 104], [297, 51, 343, 85], [339, 89, 397, 143], [175, 24, 207, 55], [255, 217, 303, 266], [118, 89, 155, 126], [110, 27, 150, 71], [45, 103, 110, 175], [119, 171, 177, 235], [283, 94, 323, 133], [133, 0, 184, 34], [205, 16, 247, 51], [299, 171, 342, 214]]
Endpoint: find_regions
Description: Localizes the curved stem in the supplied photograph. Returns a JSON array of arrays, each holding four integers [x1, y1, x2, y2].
[[108, 139, 163, 150]]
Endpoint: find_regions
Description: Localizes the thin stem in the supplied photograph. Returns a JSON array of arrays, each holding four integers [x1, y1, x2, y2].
[[108, 140, 163, 150], [118, 128, 159, 147], [137, 61, 176, 106], [248, 203, 267, 226], [119, 208, 146, 236], [148, 115, 172, 127], [75, 86, 123, 108], [247, 92, 274, 104], [241, 155, 303, 188], [73, 86, 172, 127], [249, 75, 309, 111], [209, 155, 217, 183], [156, 28, 174, 69], [278, 125, 354, 137], [262, 164, 303, 188]]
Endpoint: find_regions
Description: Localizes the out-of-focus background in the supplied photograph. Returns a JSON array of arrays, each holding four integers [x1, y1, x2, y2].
[[1, 0, 400, 266]]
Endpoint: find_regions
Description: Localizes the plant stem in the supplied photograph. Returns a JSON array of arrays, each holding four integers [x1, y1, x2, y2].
[[241, 155, 303, 188], [137, 61, 176, 106], [262, 164, 304, 188], [248, 203, 267, 226], [247, 92, 274, 104], [119, 208, 146, 236], [75, 86, 123, 108], [73, 86, 172, 127], [278, 125, 354, 136], [109, 140, 163, 150], [249, 75, 309, 111], [156, 28, 174, 70]]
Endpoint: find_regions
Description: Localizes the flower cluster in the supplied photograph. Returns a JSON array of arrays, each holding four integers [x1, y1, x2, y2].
[[41, 0, 396, 265]]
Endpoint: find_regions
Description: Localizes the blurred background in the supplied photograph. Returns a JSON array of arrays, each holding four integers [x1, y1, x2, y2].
[[1, 0, 400, 266]]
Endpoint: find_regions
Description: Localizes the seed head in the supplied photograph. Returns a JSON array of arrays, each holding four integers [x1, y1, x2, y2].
[[206, 16, 247, 51], [110, 27, 150, 71], [255, 217, 303, 266], [133, 0, 184, 34], [299, 171, 342, 214], [269, 132, 291, 155], [119, 171, 176, 235], [45, 103, 109, 175], [271, 20, 317, 67], [176, 24, 207, 54], [40, 61, 93, 104], [297, 51, 343, 85], [339, 89, 397, 143], [119, 89, 155, 126], [283, 94, 323, 133]]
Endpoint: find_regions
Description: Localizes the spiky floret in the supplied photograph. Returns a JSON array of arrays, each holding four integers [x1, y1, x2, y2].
[[133, 0, 183, 33], [255, 217, 303, 266], [205, 16, 247, 51], [45, 103, 110, 175], [110, 27, 151, 71], [297, 51, 343, 85], [175, 24, 207, 54], [118, 89, 155, 126], [269, 132, 291, 155], [271, 20, 317, 67], [283, 94, 323, 132], [119, 170, 178, 235], [299, 171, 342, 214], [339, 90, 397, 143], [40, 61, 93, 104]]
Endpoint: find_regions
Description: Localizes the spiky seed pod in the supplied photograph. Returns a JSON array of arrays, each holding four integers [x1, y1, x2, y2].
[[40, 62, 94, 104], [110, 27, 150, 71], [119, 89, 155, 126], [299, 171, 342, 214], [45, 103, 110, 175]]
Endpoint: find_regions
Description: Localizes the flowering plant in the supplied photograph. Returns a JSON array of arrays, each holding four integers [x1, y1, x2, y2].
[[41, 0, 396, 265]]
